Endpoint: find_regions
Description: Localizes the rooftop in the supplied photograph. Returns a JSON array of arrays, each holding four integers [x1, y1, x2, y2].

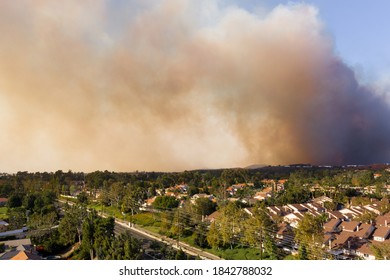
[[354, 223, 373, 238], [324, 219, 341, 232], [373, 226, 390, 239], [340, 221, 360, 232]]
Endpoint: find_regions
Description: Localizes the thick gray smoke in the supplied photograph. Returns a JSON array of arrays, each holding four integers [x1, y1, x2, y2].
[[0, 0, 389, 172]]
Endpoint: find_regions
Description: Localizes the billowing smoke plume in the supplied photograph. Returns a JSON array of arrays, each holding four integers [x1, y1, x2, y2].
[[0, 0, 389, 172]]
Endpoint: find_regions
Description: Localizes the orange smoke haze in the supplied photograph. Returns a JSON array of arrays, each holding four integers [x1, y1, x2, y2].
[[0, 1, 389, 172]]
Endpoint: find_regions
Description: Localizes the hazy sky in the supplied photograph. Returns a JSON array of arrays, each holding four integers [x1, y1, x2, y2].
[[0, 0, 390, 173]]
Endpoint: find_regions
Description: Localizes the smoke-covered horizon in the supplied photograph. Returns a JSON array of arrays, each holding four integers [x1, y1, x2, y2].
[[0, 0, 389, 173]]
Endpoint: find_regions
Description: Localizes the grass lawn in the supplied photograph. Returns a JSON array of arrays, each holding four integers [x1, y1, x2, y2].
[[0, 207, 7, 220], [83, 202, 277, 260], [89, 203, 123, 219], [84, 202, 276, 260], [132, 212, 160, 227], [207, 247, 263, 260]]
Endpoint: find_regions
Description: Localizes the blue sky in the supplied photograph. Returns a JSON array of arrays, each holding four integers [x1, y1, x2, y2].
[[236, 0, 390, 82]]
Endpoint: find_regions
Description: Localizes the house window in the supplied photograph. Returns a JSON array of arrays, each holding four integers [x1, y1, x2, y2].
[[364, 254, 369, 257]]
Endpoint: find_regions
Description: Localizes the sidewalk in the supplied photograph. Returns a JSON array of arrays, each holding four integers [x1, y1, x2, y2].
[[115, 219, 223, 260]]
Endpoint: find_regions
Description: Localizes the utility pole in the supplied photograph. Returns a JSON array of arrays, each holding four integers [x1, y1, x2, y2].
[[177, 207, 181, 248], [260, 226, 263, 260], [130, 208, 134, 227]]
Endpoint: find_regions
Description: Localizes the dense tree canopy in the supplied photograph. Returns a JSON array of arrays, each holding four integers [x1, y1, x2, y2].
[[152, 196, 179, 210]]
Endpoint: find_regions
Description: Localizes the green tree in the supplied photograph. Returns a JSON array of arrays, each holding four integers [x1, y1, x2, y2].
[[294, 214, 325, 260], [216, 202, 243, 249], [160, 211, 173, 234], [7, 208, 26, 230], [193, 222, 209, 248], [175, 249, 187, 260], [263, 233, 279, 260], [109, 182, 125, 208], [298, 244, 308, 260], [58, 205, 88, 245], [169, 209, 184, 238], [77, 192, 89, 205], [108, 232, 141, 260], [206, 221, 222, 249], [370, 242, 390, 260], [80, 214, 95, 259], [152, 196, 179, 210], [241, 206, 278, 259], [28, 211, 58, 235], [22, 193, 37, 211], [194, 197, 216, 217], [7, 193, 23, 208]]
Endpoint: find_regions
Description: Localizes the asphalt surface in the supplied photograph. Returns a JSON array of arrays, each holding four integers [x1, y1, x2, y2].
[[57, 199, 222, 260]]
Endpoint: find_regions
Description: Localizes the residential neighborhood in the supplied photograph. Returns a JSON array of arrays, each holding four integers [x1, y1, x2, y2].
[[1, 165, 390, 260]]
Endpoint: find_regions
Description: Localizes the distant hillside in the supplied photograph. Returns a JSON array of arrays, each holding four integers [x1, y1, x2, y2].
[[244, 164, 268, 169]]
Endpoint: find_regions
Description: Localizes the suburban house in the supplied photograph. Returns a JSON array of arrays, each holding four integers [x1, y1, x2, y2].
[[1, 248, 42, 260], [276, 223, 294, 246], [240, 197, 258, 206], [354, 223, 375, 239], [305, 202, 325, 213], [253, 187, 273, 201], [328, 211, 346, 220], [283, 212, 305, 228], [330, 233, 365, 256], [0, 238, 42, 260], [375, 214, 390, 227], [140, 196, 157, 210], [363, 204, 382, 215], [311, 195, 333, 206], [340, 221, 360, 232], [373, 226, 390, 242], [190, 193, 215, 204], [323, 219, 341, 234], [205, 210, 221, 223], [356, 243, 376, 260], [286, 204, 309, 213], [226, 183, 254, 196], [261, 179, 287, 192], [267, 206, 284, 217], [339, 208, 361, 220]]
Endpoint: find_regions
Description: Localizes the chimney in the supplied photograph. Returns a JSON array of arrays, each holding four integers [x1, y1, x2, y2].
[[356, 225, 359, 232], [386, 220, 388, 227], [328, 239, 331, 250], [348, 240, 351, 250]]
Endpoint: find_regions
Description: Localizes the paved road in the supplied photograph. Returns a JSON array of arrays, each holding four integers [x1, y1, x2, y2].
[[114, 218, 222, 260], [0, 227, 28, 238], [57, 199, 222, 260]]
